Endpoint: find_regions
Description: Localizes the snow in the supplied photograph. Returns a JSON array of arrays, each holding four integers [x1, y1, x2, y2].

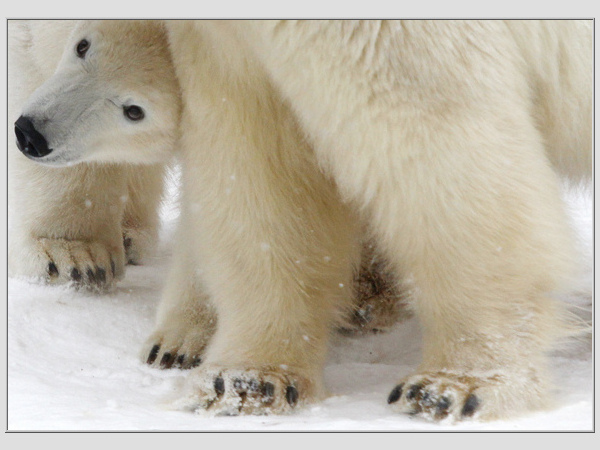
[[6, 170, 594, 432]]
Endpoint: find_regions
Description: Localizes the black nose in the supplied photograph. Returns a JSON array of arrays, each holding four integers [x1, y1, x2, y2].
[[15, 115, 52, 158]]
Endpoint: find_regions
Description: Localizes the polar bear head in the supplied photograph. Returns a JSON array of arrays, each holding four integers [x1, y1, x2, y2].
[[14, 20, 180, 166]]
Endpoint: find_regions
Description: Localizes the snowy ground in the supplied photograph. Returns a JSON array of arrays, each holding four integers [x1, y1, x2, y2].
[[6, 170, 594, 432]]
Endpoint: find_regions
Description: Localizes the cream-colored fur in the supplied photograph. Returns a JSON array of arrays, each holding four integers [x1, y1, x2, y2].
[[8, 20, 178, 287], [164, 20, 591, 420], [10, 20, 592, 422], [159, 21, 362, 413]]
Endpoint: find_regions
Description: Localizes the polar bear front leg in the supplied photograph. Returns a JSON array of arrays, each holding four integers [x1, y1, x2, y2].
[[165, 20, 359, 414], [142, 241, 217, 369], [316, 113, 572, 421], [329, 116, 573, 421], [331, 119, 573, 421], [174, 133, 357, 414], [8, 159, 129, 289]]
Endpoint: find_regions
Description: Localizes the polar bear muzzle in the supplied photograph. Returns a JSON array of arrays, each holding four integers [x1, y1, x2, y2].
[[14, 115, 52, 158]]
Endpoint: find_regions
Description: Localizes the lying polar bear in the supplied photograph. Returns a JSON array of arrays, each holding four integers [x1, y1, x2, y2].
[[10, 20, 592, 422]]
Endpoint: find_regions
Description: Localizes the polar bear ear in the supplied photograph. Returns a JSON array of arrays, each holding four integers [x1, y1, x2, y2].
[[75, 39, 90, 58]]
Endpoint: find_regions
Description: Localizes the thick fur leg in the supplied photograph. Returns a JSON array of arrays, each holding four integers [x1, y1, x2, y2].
[[165, 21, 360, 414], [142, 244, 217, 369], [8, 159, 129, 290], [377, 140, 576, 421]]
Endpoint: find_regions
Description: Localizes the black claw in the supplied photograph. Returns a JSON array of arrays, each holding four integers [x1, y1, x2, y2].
[[96, 267, 106, 283], [406, 384, 422, 400], [387, 384, 403, 404], [436, 396, 452, 412], [461, 393, 480, 417], [160, 352, 175, 369], [262, 382, 275, 398], [285, 385, 299, 407], [146, 344, 160, 365], [110, 259, 116, 277], [86, 268, 97, 283], [214, 377, 225, 395], [176, 354, 185, 367], [47, 262, 59, 277], [70, 267, 82, 282]]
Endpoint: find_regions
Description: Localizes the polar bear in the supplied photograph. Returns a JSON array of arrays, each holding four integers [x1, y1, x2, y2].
[[12, 20, 592, 423], [9, 19, 407, 325], [8, 20, 180, 288], [158, 20, 591, 421]]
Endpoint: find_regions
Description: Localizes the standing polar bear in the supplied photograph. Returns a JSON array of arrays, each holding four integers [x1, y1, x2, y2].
[[11, 20, 592, 422], [161, 20, 591, 421]]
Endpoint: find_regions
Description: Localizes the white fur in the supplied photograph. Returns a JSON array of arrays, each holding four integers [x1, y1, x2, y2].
[[10, 20, 592, 422], [8, 20, 178, 287], [163, 20, 591, 420]]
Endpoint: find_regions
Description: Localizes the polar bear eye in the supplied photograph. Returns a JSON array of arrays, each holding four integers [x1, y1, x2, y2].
[[123, 105, 145, 121], [76, 39, 90, 58]]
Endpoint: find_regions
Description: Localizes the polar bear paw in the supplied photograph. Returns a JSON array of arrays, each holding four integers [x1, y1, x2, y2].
[[177, 366, 313, 416], [386, 371, 500, 422], [37, 238, 125, 289], [142, 326, 212, 370], [142, 303, 217, 370]]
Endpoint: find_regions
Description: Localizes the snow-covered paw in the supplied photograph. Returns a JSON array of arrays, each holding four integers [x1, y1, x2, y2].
[[387, 372, 493, 422], [179, 366, 312, 416], [37, 238, 124, 290]]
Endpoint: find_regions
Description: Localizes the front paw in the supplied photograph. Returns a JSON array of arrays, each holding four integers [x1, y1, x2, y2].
[[36, 238, 125, 289], [142, 303, 216, 370], [178, 365, 314, 416], [142, 325, 212, 370]]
